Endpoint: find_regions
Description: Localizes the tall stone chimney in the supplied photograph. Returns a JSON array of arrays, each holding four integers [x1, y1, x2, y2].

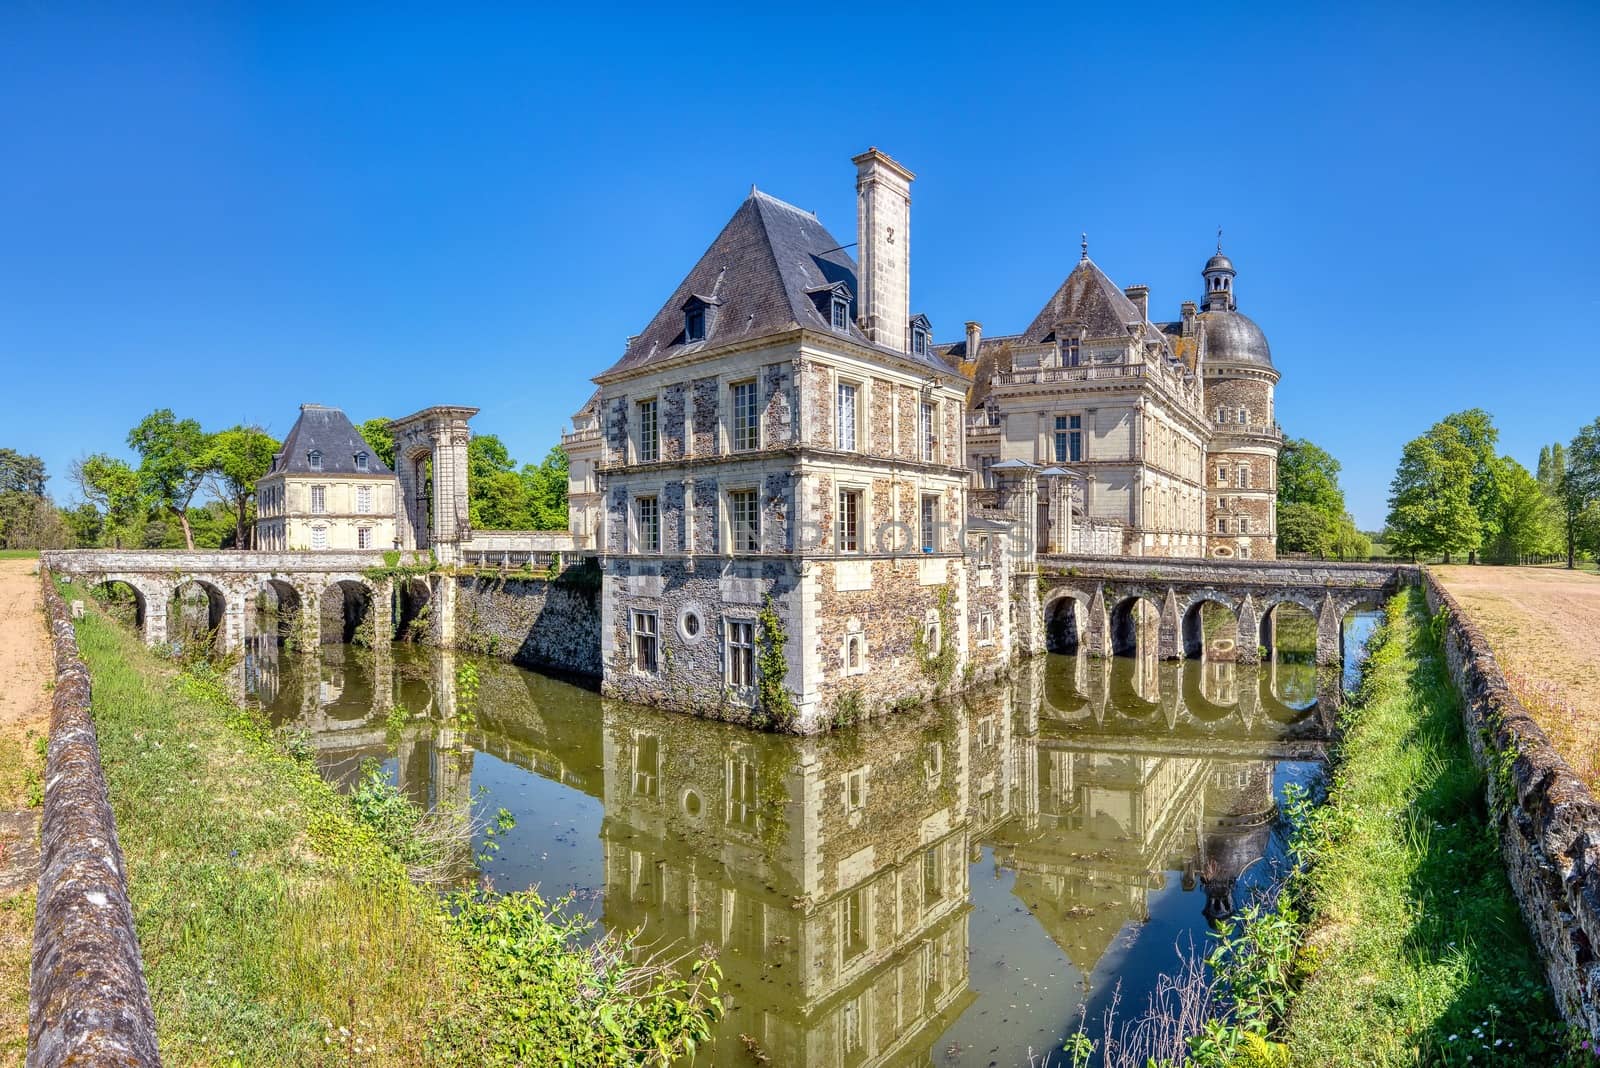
[[1124, 284, 1150, 322], [965, 320, 982, 359], [853, 147, 915, 353]]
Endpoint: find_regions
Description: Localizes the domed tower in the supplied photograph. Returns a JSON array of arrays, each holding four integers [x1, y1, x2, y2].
[[1199, 238, 1281, 560]]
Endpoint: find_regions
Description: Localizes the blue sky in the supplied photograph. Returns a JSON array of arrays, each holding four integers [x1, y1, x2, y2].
[[4, 3, 1597, 528]]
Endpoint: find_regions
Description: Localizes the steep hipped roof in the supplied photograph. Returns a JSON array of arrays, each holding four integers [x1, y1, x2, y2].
[[269, 405, 392, 476], [1021, 257, 1147, 342], [598, 189, 954, 379]]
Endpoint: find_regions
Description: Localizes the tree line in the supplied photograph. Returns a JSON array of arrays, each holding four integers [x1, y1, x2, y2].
[[0, 410, 569, 552], [1384, 409, 1600, 566]]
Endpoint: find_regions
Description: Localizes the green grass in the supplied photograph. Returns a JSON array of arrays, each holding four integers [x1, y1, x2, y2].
[[66, 582, 718, 1066], [0, 550, 39, 560], [1281, 589, 1574, 1066], [0, 711, 45, 1066]]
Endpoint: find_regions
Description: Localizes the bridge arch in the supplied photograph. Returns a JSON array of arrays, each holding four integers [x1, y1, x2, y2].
[[1180, 592, 1240, 661], [1257, 595, 1320, 663], [1043, 589, 1090, 654], [320, 578, 376, 645], [167, 578, 227, 652], [255, 578, 303, 645], [397, 576, 432, 642], [1108, 594, 1162, 658], [92, 578, 149, 632]]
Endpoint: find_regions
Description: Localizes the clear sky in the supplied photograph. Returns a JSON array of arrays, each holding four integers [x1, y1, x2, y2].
[[4, 3, 1597, 528]]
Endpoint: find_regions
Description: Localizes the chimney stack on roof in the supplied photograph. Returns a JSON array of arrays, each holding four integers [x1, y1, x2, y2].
[[965, 320, 982, 358], [852, 147, 915, 354], [1124, 284, 1150, 323]]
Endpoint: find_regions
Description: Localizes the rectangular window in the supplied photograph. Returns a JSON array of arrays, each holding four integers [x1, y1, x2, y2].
[[638, 399, 659, 463], [637, 496, 660, 553], [831, 296, 850, 331], [920, 402, 937, 462], [632, 734, 660, 797], [726, 756, 758, 828], [843, 888, 869, 960], [979, 611, 994, 642], [730, 489, 760, 553], [1237, 465, 1251, 488], [920, 495, 938, 553], [1238, 406, 1248, 424], [727, 619, 755, 687], [356, 485, 371, 514], [355, 453, 369, 473], [311, 525, 328, 550], [1064, 337, 1081, 366], [310, 485, 326, 514], [836, 381, 858, 451], [1054, 415, 1083, 463], [632, 611, 659, 674], [1216, 517, 1227, 534], [731, 381, 759, 451], [1217, 464, 1229, 485], [845, 768, 866, 813], [922, 847, 943, 905], [357, 527, 372, 549], [980, 455, 995, 489], [1239, 516, 1250, 534], [837, 488, 861, 553]]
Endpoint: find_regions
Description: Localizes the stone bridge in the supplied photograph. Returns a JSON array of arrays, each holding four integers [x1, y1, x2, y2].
[[40, 549, 436, 652], [1035, 555, 1419, 665]]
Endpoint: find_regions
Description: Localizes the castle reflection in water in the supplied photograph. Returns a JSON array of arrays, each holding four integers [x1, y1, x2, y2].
[[246, 636, 1347, 1067]]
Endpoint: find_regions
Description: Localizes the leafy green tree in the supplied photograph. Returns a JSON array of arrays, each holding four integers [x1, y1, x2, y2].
[[469, 434, 536, 529], [1565, 418, 1600, 568], [0, 448, 53, 549], [1440, 409, 1507, 564], [73, 454, 144, 549], [127, 409, 211, 551], [521, 446, 570, 531], [1486, 458, 1560, 563], [205, 426, 279, 549], [61, 502, 104, 548], [0, 449, 46, 496], [1275, 437, 1367, 558], [1385, 422, 1480, 562], [358, 418, 398, 471]]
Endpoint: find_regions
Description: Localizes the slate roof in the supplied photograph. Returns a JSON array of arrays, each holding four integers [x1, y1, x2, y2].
[[598, 189, 955, 380], [1199, 309, 1274, 368], [1020, 257, 1148, 343], [269, 405, 393, 476]]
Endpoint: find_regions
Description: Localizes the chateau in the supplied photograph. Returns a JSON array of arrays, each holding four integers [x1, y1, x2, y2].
[[255, 404, 399, 552], [583, 148, 1283, 727]]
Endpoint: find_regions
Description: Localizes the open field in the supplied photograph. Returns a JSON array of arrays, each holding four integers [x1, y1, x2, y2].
[[1432, 565, 1600, 786]]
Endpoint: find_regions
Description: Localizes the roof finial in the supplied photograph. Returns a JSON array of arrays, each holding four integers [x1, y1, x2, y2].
[[1081, 232, 1088, 261], [1217, 225, 1223, 254]]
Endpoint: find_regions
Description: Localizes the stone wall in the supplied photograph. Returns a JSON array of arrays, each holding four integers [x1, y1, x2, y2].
[[1423, 571, 1600, 1037], [30, 570, 161, 1068], [451, 571, 603, 679]]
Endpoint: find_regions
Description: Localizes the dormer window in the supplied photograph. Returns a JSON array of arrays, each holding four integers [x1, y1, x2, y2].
[[909, 314, 932, 357], [308, 450, 322, 471], [681, 294, 717, 344], [355, 452, 369, 472], [831, 294, 850, 331], [808, 281, 854, 333]]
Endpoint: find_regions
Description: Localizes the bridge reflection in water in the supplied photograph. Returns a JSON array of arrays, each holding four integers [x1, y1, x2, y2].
[[245, 617, 1371, 1066]]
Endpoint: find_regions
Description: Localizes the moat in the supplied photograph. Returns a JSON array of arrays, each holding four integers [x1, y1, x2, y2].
[[241, 615, 1375, 1066]]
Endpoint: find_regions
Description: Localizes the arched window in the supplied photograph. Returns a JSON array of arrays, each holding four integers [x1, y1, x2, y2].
[[846, 635, 861, 671]]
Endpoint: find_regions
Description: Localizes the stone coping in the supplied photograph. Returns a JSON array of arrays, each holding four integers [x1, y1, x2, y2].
[[1423, 569, 1600, 1037], [28, 570, 161, 1067]]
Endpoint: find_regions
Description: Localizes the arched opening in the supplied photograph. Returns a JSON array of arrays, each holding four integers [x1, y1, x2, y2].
[[1108, 595, 1161, 658], [397, 577, 432, 643], [92, 580, 145, 632], [1042, 651, 1088, 716], [1182, 658, 1239, 720], [411, 453, 434, 548], [1182, 599, 1238, 661], [1109, 653, 1161, 712], [167, 580, 225, 654], [320, 580, 374, 645], [1045, 595, 1082, 654], [254, 579, 302, 647], [1260, 602, 1318, 709]]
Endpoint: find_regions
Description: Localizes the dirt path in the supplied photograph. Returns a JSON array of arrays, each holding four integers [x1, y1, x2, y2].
[[1433, 565, 1600, 780], [0, 559, 50, 745]]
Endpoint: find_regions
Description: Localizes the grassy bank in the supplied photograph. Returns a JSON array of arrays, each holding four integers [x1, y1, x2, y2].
[[65, 581, 718, 1065], [1280, 588, 1571, 1065], [0, 725, 44, 1067]]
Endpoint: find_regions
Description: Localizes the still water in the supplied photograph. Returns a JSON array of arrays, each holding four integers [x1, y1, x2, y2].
[[244, 616, 1376, 1067]]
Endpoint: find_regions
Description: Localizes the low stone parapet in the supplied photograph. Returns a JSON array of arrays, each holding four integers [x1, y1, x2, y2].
[[28, 569, 161, 1067], [1423, 570, 1600, 1037]]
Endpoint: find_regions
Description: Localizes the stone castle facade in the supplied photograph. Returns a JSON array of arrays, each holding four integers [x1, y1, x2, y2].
[[580, 148, 1285, 728]]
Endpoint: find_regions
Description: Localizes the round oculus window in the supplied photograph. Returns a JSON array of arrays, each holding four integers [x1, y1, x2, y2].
[[677, 605, 709, 644]]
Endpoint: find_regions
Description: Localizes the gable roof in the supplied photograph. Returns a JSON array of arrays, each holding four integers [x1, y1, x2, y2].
[[598, 189, 954, 380], [269, 404, 392, 476], [1021, 257, 1148, 342]]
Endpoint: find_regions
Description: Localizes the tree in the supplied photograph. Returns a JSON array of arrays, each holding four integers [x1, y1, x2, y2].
[[73, 454, 144, 549], [61, 503, 103, 548], [521, 446, 570, 530], [205, 426, 278, 549], [358, 418, 398, 472], [127, 410, 211, 551], [469, 434, 536, 529], [0, 448, 52, 549], [1486, 458, 1560, 563], [1275, 437, 1367, 558], [0, 449, 46, 496], [1440, 409, 1506, 564], [1385, 422, 1480, 562], [1565, 418, 1600, 568]]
